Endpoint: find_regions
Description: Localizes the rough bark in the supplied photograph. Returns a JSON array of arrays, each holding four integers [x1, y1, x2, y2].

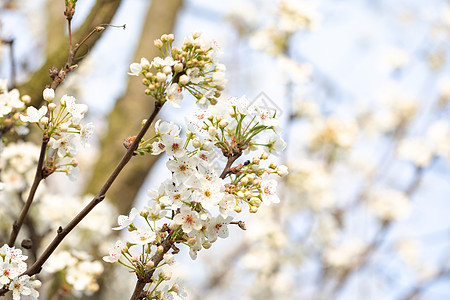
[[83, 0, 184, 215], [20, 0, 122, 106]]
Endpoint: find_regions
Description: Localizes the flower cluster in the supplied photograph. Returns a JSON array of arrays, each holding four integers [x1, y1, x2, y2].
[[46, 250, 104, 297], [128, 32, 226, 108], [0, 80, 30, 150], [20, 88, 93, 179], [0, 244, 41, 300], [103, 32, 286, 299]]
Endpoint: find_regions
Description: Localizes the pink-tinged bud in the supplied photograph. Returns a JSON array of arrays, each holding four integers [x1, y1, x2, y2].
[[167, 33, 175, 42], [192, 140, 201, 148], [172, 283, 179, 293], [179, 75, 189, 85], [260, 152, 269, 160], [154, 39, 163, 48], [269, 163, 277, 169], [157, 245, 164, 253], [192, 31, 201, 39], [187, 237, 196, 245], [253, 179, 260, 186], [131, 256, 138, 262], [159, 271, 172, 281], [146, 261, 155, 268], [244, 191, 252, 199], [219, 120, 228, 128]]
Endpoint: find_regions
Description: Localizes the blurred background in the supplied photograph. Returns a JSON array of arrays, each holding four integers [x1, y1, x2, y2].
[[0, 0, 450, 299]]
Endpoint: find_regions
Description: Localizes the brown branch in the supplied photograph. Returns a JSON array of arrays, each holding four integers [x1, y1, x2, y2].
[[219, 153, 242, 179], [6, 18, 105, 249], [23, 101, 164, 278], [7, 135, 48, 247], [130, 232, 175, 300]]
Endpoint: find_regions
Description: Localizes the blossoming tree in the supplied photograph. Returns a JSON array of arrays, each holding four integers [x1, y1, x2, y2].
[[0, 1, 287, 299]]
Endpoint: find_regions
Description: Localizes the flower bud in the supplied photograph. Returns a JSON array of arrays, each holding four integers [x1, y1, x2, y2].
[[203, 240, 212, 249], [215, 64, 226, 72], [250, 197, 261, 207], [43, 88, 55, 102], [237, 191, 245, 199], [187, 237, 196, 245], [163, 66, 172, 75], [208, 126, 217, 136], [269, 163, 277, 169], [219, 120, 228, 128], [192, 140, 201, 148], [48, 103, 57, 111], [234, 205, 242, 213], [160, 271, 172, 281], [21, 95, 31, 104], [172, 283, 179, 293], [192, 31, 201, 39], [174, 63, 184, 73], [249, 206, 258, 213], [277, 165, 289, 177], [167, 33, 175, 42], [154, 39, 163, 48], [179, 75, 189, 85], [131, 256, 138, 262], [240, 177, 249, 185], [164, 253, 175, 265], [146, 261, 155, 268], [253, 157, 260, 164], [39, 117, 49, 126], [244, 191, 252, 199], [156, 72, 167, 82], [140, 209, 149, 218], [261, 153, 269, 160]]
